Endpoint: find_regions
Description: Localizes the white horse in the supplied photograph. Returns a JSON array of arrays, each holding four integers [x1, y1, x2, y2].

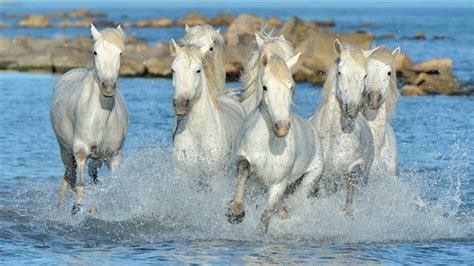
[[240, 30, 297, 115], [226, 53, 324, 234], [170, 39, 246, 174], [183, 24, 226, 93], [50, 24, 128, 211], [363, 46, 400, 176], [310, 40, 375, 216]]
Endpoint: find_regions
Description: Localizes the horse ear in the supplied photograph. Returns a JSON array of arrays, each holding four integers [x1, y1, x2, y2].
[[169, 39, 180, 56], [216, 28, 221, 34], [185, 24, 190, 33], [286, 52, 301, 70], [91, 23, 101, 41], [261, 53, 269, 67], [363, 46, 380, 58], [279, 35, 286, 41], [392, 47, 401, 59], [200, 40, 213, 55], [334, 39, 343, 56], [255, 33, 264, 48]]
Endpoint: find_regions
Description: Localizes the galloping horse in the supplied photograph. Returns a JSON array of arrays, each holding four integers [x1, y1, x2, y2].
[[170, 39, 246, 174], [50, 24, 128, 212], [364, 46, 401, 176], [226, 52, 324, 233], [310, 40, 376, 216]]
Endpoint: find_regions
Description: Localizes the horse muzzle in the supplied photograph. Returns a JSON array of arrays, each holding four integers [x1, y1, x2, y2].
[[273, 121, 291, 138], [173, 98, 190, 117], [343, 104, 359, 120], [367, 92, 382, 110], [100, 81, 117, 97]]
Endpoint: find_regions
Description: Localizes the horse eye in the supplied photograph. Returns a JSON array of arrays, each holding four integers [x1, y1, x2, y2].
[[93, 51, 97, 55], [338, 71, 341, 75], [388, 71, 392, 76], [209, 47, 213, 52], [364, 74, 368, 79], [263, 86, 267, 91], [171, 68, 175, 73], [120, 52, 122, 56], [196, 69, 201, 73]]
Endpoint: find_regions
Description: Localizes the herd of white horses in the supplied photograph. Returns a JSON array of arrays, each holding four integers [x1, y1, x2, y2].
[[50, 23, 400, 233]]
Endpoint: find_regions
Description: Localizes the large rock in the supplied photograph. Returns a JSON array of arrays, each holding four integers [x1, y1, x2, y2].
[[207, 13, 234, 26], [17, 15, 52, 27], [281, 16, 373, 83], [120, 57, 146, 76], [177, 12, 207, 26], [0, 22, 6, 28], [401, 58, 466, 95]]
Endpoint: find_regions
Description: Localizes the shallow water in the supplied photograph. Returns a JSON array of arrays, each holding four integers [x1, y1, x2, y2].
[[0, 71, 473, 263]]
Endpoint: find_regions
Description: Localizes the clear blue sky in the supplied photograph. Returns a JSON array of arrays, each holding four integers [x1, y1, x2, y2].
[[1, 0, 473, 8]]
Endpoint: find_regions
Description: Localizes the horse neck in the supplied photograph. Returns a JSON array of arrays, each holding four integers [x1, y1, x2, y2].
[[83, 70, 115, 111], [318, 87, 343, 132], [187, 74, 222, 127], [363, 102, 387, 146]]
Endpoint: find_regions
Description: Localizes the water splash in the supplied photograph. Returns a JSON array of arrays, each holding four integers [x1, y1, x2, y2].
[[23, 142, 473, 245]]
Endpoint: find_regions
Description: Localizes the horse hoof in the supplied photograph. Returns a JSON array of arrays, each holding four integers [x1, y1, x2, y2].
[[71, 203, 82, 215], [225, 208, 245, 224]]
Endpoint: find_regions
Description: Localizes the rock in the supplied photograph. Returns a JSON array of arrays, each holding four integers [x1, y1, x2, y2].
[[281, 16, 373, 83], [207, 13, 234, 26], [433, 35, 446, 40], [224, 14, 264, 46], [411, 58, 452, 75], [381, 32, 395, 39], [70, 9, 106, 18], [414, 32, 425, 39], [401, 85, 426, 96], [122, 22, 134, 28], [0, 21, 6, 28], [17, 15, 52, 27], [52, 47, 92, 72], [48, 11, 70, 18], [135, 17, 174, 27], [120, 57, 146, 76], [177, 12, 207, 26], [144, 57, 172, 76], [400, 58, 466, 95], [56, 20, 72, 27], [314, 19, 336, 27]]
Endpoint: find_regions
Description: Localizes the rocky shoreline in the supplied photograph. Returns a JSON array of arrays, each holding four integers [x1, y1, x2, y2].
[[0, 10, 470, 96]]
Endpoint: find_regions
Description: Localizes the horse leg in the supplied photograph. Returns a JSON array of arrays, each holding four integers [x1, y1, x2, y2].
[[107, 153, 121, 174], [59, 146, 76, 204], [71, 150, 87, 214], [226, 159, 250, 224], [88, 159, 102, 185], [344, 159, 364, 217], [257, 182, 286, 234]]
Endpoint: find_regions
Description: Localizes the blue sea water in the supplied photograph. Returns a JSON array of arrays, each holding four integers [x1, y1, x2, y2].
[[0, 6, 473, 264]]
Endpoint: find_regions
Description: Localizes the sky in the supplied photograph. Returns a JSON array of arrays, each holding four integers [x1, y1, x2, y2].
[[1, 0, 473, 8]]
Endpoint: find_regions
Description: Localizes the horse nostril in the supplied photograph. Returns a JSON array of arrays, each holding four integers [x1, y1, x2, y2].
[[173, 99, 177, 107], [101, 81, 106, 88], [113, 82, 117, 89], [185, 99, 190, 107]]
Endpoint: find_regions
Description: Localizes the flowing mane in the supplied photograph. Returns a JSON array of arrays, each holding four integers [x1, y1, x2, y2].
[[368, 47, 400, 118], [178, 43, 222, 108], [182, 25, 226, 96], [100, 27, 126, 50], [240, 28, 296, 100]]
